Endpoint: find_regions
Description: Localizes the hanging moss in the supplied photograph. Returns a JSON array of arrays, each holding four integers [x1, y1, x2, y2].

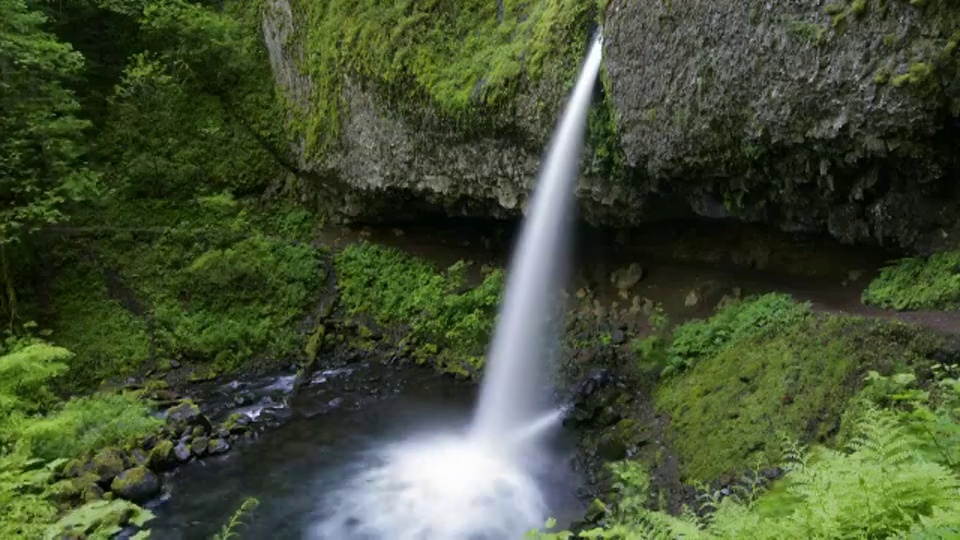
[[280, 0, 597, 158]]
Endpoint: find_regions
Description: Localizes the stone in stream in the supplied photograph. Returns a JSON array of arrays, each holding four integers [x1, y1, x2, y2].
[[148, 440, 175, 470], [91, 448, 126, 484], [173, 442, 192, 463], [166, 400, 212, 435], [111, 466, 161, 503], [208, 438, 230, 455], [191, 436, 209, 457]]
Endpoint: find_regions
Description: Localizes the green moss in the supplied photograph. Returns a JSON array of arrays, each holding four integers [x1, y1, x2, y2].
[[655, 312, 938, 483], [335, 242, 503, 376], [285, 0, 597, 158], [891, 62, 935, 88], [787, 21, 826, 44], [147, 439, 174, 469], [863, 252, 960, 310], [664, 293, 811, 375], [49, 261, 151, 387]]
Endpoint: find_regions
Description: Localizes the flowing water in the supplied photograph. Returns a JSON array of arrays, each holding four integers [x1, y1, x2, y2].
[[151, 36, 603, 539]]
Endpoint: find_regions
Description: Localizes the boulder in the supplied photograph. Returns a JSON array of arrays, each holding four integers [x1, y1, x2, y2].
[[208, 438, 230, 455], [191, 436, 209, 457], [147, 440, 175, 470], [110, 466, 160, 503], [173, 442, 192, 463], [166, 400, 212, 435], [91, 448, 126, 484]]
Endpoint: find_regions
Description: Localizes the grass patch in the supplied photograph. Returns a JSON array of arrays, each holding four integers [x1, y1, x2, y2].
[[862, 252, 960, 310], [655, 296, 938, 483], [335, 242, 503, 376]]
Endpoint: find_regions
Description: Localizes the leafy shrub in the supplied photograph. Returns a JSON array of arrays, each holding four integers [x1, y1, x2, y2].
[[0, 454, 60, 539], [50, 262, 152, 387], [862, 252, 960, 310], [532, 408, 960, 539], [665, 293, 810, 374], [48, 498, 154, 539], [0, 343, 71, 415], [335, 243, 503, 375], [16, 393, 161, 461]]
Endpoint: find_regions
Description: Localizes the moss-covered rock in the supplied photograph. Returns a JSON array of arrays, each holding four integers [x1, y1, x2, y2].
[[147, 439, 175, 470], [91, 448, 126, 484], [266, 0, 960, 249], [110, 466, 160, 503], [655, 309, 941, 483]]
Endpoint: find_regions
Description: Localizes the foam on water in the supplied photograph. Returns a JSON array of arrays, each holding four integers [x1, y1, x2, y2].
[[309, 36, 603, 539]]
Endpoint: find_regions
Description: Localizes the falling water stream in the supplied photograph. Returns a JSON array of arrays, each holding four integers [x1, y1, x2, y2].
[[310, 37, 604, 540], [150, 36, 603, 540]]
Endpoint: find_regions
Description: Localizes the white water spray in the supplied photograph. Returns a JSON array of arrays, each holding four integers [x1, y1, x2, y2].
[[311, 36, 603, 540]]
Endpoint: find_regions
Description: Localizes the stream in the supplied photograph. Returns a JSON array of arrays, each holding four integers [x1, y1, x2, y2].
[[147, 363, 584, 539]]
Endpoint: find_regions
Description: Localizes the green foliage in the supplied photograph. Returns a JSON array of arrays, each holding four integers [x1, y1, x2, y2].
[[286, 0, 596, 156], [656, 310, 935, 483], [335, 243, 503, 376], [99, 0, 286, 199], [0, 343, 71, 415], [0, 454, 61, 538], [48, 498, 154, 539], [211, 497, 260, 540], [534, 408, 960, 539], [60, 198, 323, 373], [49, 260, 152, 387], [863, 252, 960, 310], [0, 0, 99, 246], [16, 392, 161, 461], [665, 293, 811, 375]]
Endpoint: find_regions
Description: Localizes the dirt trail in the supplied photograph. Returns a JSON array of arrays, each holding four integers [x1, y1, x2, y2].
[[318, 220, 960, 335]]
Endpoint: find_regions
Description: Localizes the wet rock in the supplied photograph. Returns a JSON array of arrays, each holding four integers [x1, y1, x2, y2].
[[684, 289, 701, 307], [166, 400, 212, 435], [192, 436, 209, 457], [111, 466, 160, 503], [91, 448, 126, 484], [611, 329, 626, 346], [126, 449, 149, 468], [62, 459, 87, 479], [208, 438, 230, 455], [173, 443, 192, 463], [148, 440, 175, 470], [170, 359, 181, 369], [597, 432, 628, 461], [611, 263, 644, 290], [233, 391, 256, 407]]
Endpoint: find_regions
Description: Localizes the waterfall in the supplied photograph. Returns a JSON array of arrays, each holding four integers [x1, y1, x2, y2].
[[472, 37, 604, 442], [311, 36, 603, 540]]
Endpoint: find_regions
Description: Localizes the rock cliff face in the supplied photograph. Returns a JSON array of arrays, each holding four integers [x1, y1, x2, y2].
[[262, 0, 959, 249]]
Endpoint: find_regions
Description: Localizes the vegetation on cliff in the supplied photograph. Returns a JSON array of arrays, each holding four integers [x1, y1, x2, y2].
[[863, 252, 960, 310]]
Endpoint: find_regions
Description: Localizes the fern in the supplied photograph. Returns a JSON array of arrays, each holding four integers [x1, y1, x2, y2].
[[211, 497, 260, 540]]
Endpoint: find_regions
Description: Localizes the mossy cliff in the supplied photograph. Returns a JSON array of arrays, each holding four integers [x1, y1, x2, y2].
[[263, 0, 960, 249]]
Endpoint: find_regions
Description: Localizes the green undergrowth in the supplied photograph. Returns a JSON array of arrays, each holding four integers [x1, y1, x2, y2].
[[863, 252, 960, 310], [49, 195, 324, 382], [653, 294, 940, 483], [284, 0, 597, 156], [334, 242, 503, 377], [0, 339, 159, 538]]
